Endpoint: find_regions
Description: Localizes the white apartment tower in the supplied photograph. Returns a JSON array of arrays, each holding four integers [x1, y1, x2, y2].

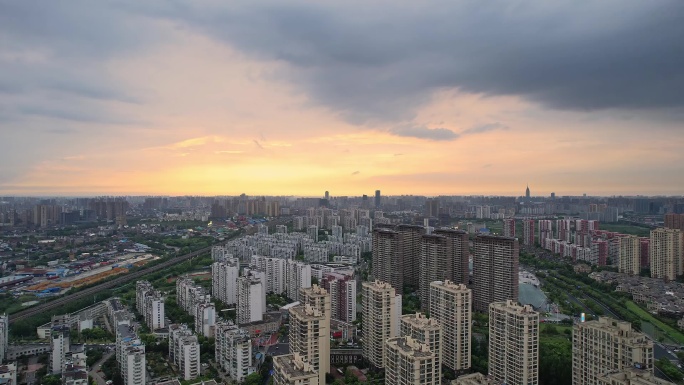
[[573, 317, 654, 385], [250, 255, 287, 294], [212, 258, 239, 305], [429, 280, 471, 371], [195, 303, 216, 337], [168, 324, 200, 381], [400, 313, 442, 377], [361, 280, 402, 369], [385, 336, 440, 385], [0, 314, 8, 364], [650, 228, 683, 281], [50, 326, 70, 374], [215, 322, 255, 383], [287, 260, 312, 301], [489, 300, 539, 385], [237, 276, 264, 325]]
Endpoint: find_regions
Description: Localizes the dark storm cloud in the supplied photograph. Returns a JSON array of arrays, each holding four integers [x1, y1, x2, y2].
[[149, 0, 684, 122]]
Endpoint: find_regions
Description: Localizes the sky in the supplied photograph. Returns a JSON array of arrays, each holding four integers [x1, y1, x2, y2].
[[1, 0, 683, 197]]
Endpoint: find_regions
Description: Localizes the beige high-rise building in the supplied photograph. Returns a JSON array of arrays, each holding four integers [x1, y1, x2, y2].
[[433, 229, 470, 286], [400, 313, 441, 377], [372, 228, 402, 293], [429, 280, 471, 372], [489, 300, 539, 385], [619, 235, 642, 275], [287, 285, 330, 385], [362, 280, 402, 369], [650, 228, 683, 281], [289, 304, 329, 385], [597, 368, 674, 385], [272, 353, 319, 385], [473, 235, 519, 312], [385, 336, 440, 385], [573, 317, 654, 385]]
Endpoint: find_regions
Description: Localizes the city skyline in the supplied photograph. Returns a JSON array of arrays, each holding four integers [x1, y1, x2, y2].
[[2, 1, 683, 196]]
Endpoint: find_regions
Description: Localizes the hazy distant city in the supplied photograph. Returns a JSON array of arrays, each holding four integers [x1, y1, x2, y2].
[[1, 191, 684, 385]]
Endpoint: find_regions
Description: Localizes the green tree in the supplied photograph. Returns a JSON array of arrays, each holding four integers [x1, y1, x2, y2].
[[539, 338, 572, 385], [42, 375, 62, 385], [243, 372, 263, 385]]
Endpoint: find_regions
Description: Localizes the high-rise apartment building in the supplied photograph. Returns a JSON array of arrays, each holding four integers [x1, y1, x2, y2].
[[272, 353, 319, 385], [169, 324, 200, 381], [665, 213, 684, 231], [385, 336, 440, 385], [51, 326, 70, 374], [538, 220, 553, 242], [195, 303, 216, 337], [573, 317, 654, 385], [215, 322, 255, 383], [136, 281, 165, 331], [429, 280, 471, 372], [361, 280, 402, 369], [557, 219, 572, 241], [398, 225, 426, 290], [489, 300, 539, 385], [320, 273, 356, 323], [400, 313, 441, 376], [0, 314, 7, 364], [237, 276, 264, 325], [286, 260, 312, 302], [419, 234, 450, 308], [289, 304, 329, 385], [522, 219, 535, 246], [375, 190, 381, 208], [619, 235, 642, 275], [503, 218, 516, 238], [116, 324, 146, 385], [650, 228, 683, 281], [472, 235, 519, 312], [212, 258, 239, 305], [434, 229, 470, 286], [372, 228, 402, 293], [295, 285, 331, 384], [250, 255, 287, 294]]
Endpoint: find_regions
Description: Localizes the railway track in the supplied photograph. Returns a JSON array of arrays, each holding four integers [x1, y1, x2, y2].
[[8, 246, 213, 324]]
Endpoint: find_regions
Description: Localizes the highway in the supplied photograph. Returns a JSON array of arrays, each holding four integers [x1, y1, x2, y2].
[[8, 245, 214, 325]]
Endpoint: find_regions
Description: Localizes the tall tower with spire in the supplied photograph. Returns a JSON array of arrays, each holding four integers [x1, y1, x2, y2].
[[525, 185, 531, 202]]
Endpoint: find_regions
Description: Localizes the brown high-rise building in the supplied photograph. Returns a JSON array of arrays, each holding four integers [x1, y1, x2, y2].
[[433, 229, 469, 286], [397, 225, 426, 290], [372, 228, 402, 293], [419, 235, 450, 308], [472, 235, 519, 312], [665, 213, 684, 231]]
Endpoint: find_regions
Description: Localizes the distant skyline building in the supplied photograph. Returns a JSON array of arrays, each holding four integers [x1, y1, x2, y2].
[[472, 235, 519, 312], [503, 218, 516, 238], [374, 190, 381, 208], [489, 300, 539, 385]]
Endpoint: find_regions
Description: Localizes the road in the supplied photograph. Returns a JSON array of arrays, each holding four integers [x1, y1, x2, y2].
[[89, 351, 115, 385], [270, 335, 290, 356]]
